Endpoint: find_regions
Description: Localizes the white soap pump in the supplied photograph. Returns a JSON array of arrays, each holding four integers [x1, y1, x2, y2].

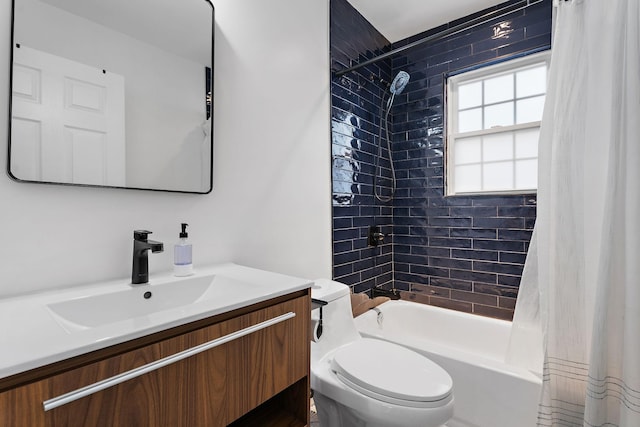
[[173, 223, 193, 276]]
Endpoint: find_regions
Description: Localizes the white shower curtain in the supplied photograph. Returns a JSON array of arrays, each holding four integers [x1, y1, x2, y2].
[[507, 0, 640, 426]]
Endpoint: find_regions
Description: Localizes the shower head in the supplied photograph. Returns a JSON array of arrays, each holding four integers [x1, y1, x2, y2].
[[390, 71, 410, 95]]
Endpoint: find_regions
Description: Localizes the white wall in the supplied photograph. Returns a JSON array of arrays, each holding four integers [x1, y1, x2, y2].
[[0, 0, 332, 298]]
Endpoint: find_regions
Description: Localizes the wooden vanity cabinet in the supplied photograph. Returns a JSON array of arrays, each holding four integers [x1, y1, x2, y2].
[[0, 291, 310, 427]]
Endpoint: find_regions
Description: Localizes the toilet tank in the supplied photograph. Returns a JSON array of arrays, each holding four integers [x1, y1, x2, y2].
[[311, 279, 350, 304], [311, 279, 361, 361]]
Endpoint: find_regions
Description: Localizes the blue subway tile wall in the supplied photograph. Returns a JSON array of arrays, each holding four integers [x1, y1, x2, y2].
[[331, 0, 394, 293], [330, 0, 551, 319], [389, 0, 551, 320]]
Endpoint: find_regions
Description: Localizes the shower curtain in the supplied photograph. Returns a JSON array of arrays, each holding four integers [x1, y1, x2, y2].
[[507, 0, 640, 426]]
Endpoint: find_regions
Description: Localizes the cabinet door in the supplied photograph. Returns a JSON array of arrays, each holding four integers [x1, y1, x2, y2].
[[227, 297, 309, 422], [0, 295, 309, 427]]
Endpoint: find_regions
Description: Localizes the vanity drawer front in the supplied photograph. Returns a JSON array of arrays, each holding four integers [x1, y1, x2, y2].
[[0, 294, 309, 427]]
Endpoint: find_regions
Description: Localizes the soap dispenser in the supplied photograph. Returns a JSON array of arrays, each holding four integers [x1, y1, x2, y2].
[[174, 223, 193, 276]]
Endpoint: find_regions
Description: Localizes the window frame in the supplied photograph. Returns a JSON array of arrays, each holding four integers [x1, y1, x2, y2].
[[445, 50, 551, 196]]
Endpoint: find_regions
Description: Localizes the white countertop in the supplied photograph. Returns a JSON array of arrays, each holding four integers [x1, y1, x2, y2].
[[0, 263, 312, 380]]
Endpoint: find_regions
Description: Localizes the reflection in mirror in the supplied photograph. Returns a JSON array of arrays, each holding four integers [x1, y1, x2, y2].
[[9, 0, 214, 193]]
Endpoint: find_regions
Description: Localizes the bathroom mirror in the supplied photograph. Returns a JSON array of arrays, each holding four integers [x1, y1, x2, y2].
[[8, 0, 214, 193]]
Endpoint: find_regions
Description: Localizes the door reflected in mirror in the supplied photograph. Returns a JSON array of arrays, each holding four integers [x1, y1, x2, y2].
[[9, 0, 214, 193]]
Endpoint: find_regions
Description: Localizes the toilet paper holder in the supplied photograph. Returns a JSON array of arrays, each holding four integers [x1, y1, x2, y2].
[[311, 298, 328, 309], [311, 298, 328, 340]]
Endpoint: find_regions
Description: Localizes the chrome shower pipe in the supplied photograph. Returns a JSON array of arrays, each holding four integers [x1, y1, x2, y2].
[[333, 0, 545, 78]]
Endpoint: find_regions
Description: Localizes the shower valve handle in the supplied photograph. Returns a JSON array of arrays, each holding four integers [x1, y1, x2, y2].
[[367, 226, 385, 247]]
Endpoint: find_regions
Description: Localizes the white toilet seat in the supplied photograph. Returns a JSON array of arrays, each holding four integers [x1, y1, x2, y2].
[[330, 338, 453, 409]]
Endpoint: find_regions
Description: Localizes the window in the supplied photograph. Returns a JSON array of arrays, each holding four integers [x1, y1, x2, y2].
[[446, 51, 550, 195]]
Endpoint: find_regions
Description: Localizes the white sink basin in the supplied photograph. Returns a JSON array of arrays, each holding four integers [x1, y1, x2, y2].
[[46, 274, 257, 331], [0, 263, 312, 380]]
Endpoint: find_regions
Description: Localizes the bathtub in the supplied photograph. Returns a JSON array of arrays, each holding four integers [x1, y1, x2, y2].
[[354, 300, 541, 427]]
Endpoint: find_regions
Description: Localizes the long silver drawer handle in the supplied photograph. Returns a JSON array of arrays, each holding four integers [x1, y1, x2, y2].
[[43, 311, 296, 411]]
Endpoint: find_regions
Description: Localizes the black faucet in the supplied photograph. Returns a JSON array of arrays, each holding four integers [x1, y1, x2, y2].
[[132, 230, 164, 284]]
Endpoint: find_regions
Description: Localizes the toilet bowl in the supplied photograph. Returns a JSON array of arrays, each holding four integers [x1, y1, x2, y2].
[[311, 279, 454, 427]]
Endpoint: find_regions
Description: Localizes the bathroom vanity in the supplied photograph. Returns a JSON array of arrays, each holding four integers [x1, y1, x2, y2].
[[0, 264, 311, 426]]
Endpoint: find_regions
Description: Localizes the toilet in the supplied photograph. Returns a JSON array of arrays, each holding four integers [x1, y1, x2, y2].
[[310, 279, 454, 427]]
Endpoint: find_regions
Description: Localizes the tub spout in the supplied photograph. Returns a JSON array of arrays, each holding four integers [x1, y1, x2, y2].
[[372, 287, 401, 300]]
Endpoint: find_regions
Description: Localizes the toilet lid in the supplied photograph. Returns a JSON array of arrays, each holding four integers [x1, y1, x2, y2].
[[331, 339, 452, 405]]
